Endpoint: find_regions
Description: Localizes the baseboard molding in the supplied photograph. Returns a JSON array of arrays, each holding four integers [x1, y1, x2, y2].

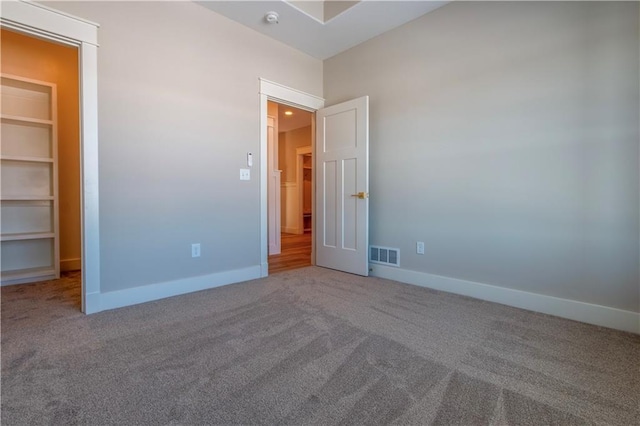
[[61, 258, 82, 272], [282, 226, 298, 234], [1, 272, 57, 286], [97, 265, 262, 313], [84, 291, 101, 314], [371, 265, 640, 334]]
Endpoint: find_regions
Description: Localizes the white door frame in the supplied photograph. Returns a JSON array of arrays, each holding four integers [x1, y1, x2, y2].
[[266, 115, 281, 254], [258, 79, 324, 276], [1, 1, 101, 314]]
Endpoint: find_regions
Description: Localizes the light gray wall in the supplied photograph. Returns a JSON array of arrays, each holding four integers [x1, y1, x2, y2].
[[49, 2, 323, 292], [324, 2, 639, 312]]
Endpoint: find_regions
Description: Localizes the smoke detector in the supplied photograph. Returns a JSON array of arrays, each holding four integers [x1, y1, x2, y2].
[[265, 11, 279, 24]]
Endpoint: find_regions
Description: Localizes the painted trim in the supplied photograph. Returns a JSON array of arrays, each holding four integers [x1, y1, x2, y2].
[[84, 291, 100, 314], [61, 258, 82, 272], [259, 79, 324, 277], [0, 1, 101, 314], [310, 115, 316, 265], [79, 42, 101, 314], [0, 0, 99, 46], [371, 265, 640, 334], [282, 227, 299, 234], [97, 266, 261, 312], [259, 94, 269, 277], [259, 79, 324, 111], [1, 272, 57, 286]]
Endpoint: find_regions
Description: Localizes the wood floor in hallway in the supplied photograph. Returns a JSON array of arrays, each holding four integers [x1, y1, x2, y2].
[[268, 232, 312, 273]]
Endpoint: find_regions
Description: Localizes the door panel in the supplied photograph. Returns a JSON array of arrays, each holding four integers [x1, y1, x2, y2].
[[343, 157, 357, 251], [323, 160, 338, 248], [324, 109, 357, 152], [316, 96, 369, 276]]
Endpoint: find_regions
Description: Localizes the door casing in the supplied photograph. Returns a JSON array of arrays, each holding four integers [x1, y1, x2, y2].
[[267, 116, 281, 254], [259, 79, 324, 276], [1, 1, 101, 313]]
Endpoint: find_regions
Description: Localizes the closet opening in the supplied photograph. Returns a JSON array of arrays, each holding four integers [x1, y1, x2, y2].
[[0, 29, 83, 311], [266, 101, 314, 273]]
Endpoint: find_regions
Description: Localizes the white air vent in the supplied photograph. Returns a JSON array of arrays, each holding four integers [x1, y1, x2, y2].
[[370, 246, 400, 267]]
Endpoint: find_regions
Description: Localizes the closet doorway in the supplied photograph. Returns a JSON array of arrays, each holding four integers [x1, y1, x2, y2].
[[267, 101, 313, 273], [0, 29, 83, 310]]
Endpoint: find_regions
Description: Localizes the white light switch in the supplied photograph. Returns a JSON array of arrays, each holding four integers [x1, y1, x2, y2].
[[247, 152, 253, 167], [240, 168, 251, 180]]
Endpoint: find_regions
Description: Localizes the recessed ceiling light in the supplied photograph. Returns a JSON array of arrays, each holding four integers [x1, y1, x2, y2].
[[284, 111, 293, 116]]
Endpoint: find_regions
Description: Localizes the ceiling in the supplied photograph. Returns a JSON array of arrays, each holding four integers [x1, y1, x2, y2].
[[197, 1, 450, 60], [275, 103, 312, 132]]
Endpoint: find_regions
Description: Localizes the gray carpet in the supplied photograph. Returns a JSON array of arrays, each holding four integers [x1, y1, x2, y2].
[[1, 267, 639, 425]]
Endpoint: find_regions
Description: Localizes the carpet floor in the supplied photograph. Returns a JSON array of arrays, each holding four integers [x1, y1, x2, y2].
[[1, 267, 639, 425]]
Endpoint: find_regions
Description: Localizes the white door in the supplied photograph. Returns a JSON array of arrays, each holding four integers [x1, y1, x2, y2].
[[316, 96, 369, 276], [267, 116, 281, 254]]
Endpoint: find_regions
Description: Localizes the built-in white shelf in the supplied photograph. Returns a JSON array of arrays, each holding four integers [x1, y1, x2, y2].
[[1, 195, 55, 201], [1, 74, 59, 285], [1, 114, 53, 126], [1, 155, 54, 163], [1, 266, 57, 285], [1, 232, 55, 242]]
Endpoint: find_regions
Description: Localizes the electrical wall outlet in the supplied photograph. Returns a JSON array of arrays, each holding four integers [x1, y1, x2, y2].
[[240, 168, 250, 180], [191, 243, 201, 258], [416, 241, 425, 255]]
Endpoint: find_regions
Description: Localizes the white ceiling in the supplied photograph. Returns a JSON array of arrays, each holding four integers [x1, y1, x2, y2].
[[276, 103, 312, 132], [196, 1, 450, 60]]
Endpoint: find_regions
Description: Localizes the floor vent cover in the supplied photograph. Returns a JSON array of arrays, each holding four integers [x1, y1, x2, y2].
[[370, 246, 400, 267]]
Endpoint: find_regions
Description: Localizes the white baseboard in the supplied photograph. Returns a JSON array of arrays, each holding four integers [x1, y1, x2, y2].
[[370, 265, 640, 334], [282, 227, 299, 234], [97, 265, 262, 313], [61, 258, 82, 272], [84, 291, 101, 314], [1, 272, 57, 286]]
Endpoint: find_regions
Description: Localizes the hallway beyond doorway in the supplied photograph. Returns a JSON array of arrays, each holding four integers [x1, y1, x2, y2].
[[268, 233, 311, 273]]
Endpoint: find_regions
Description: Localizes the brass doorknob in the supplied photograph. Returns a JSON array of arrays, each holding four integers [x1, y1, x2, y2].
[[350, 192, 369, 199]]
